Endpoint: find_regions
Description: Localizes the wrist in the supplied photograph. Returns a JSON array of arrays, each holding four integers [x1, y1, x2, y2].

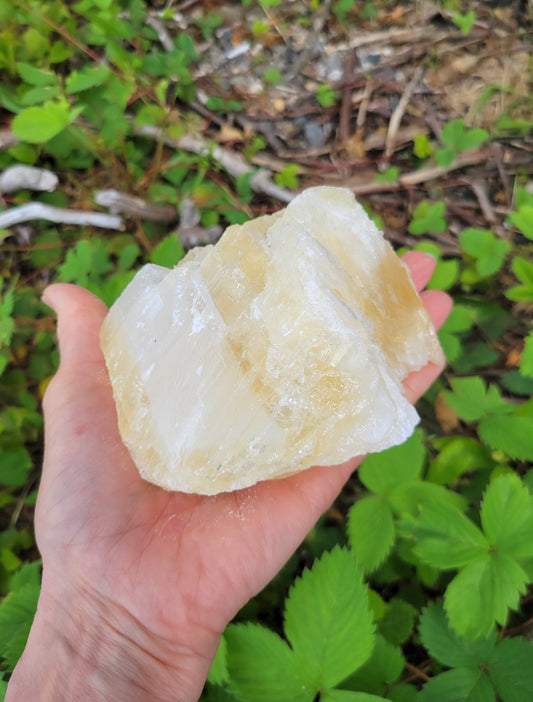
[[6, 570, 218, 702]]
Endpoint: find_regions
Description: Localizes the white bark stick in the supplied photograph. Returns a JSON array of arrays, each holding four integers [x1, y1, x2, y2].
[[0, 165, 59, 194], [0, 202, 123, 230]]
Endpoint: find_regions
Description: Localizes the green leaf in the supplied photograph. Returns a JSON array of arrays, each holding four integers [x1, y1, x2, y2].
[[225, 624, 314, 702], [347, 496, 395, 573], [16, 62, 58, 87], [480, 473, 533, 561], [418, 667, 495, 702], [419, 602, 497, 669], [0, 583, 40, 672], [441, 119, 488, 153], [488, 637, 533, 702], [0, 448, 32, 488], [411, 502, 488, 569], [208, 634, 228, 685], [150, 235, 184, 268], [377, 598, 417, 646], [459, 228, 510, 277], [321, 691, 388, 702], [66, 63, 110, 93], [344, 634, 404, 694], [284, 547, 374, 689], [359, 431, 425, 494], [445, 553, 528, 638], [507, 257, 533, 301], [12, 101, 76, 144], [442, 377, 507, 422], [478, 409, 533, 461], [521, 332, 533, 377], [509, 205, 533, 240], [408, 201, 447, 235], [427, 437, 494, 485], [388, 480, 467, 516]]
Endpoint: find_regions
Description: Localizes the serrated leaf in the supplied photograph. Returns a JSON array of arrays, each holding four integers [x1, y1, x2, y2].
[[0, 583, 40, 671], [418, 667, 495, 702], [479, 409, 533, 461], [321, 691, 388, 702], [65, 63, 110, 93], [150, 234, 184, 268], [480, 474, 533, 561], [419, 602, 497, 669], [225, 624, 314, 702], [8, 560, 41, 593], [507, 256, 533, 301], [208, 634, 228, 685], [359, 431, 425, 494], [284, 547, 374, 689], [488, 637, 533, 702], [427, 437, 494, 485], [411, 502, 488, 569], [347, 496, 395, 573], [445, 554, 528, 638], [378, 598, 417, 646], [344, 634, 404, 694], [509, 205, 533, 240], [459, 228, 510, 277], [388, 480, 467, 516], [16, 62, 58, 87], [12, 102, 75, 143], [442, 377, 507, 422]]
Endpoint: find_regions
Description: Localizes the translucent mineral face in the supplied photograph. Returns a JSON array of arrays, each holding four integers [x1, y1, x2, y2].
[[100, 186, 443, 495]]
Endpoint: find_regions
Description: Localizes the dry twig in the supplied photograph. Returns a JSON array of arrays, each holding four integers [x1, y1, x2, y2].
[[0, 202, 124, 230]]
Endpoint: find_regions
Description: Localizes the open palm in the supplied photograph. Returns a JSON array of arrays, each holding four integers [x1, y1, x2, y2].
[[28, 251, 450, 700]]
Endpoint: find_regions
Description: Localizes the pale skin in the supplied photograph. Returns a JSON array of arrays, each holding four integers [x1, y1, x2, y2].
[[6, 251, 452, 702]]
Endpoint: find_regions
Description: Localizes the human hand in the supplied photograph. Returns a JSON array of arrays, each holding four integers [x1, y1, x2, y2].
[[7, 251, 451, 702]]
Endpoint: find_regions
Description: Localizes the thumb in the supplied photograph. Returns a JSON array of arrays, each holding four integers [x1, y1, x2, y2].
[[42, 283, 108, 375]]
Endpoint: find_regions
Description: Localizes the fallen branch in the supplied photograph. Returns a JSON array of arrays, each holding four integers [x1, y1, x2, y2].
[[0, 202, 123, 230], [95, 189, 178, 222], [0, 165, 58, 194], [133, 124, 297, 203]]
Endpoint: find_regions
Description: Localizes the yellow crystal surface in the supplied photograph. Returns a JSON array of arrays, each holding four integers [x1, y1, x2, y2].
[[100, 187, 443, 494]]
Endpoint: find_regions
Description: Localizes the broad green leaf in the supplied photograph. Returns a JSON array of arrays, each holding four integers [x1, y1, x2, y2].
[[150, 235, 184, 268], [480, 473, 533, 561], [388, 480, 467, 516], [479, 409, 533, 461], [12, 102, 76, 144], [459, 228, 510, 277], [488, 637, 533, 702], [445, 553, 528, 638], [427, 258, 459, 291], [0, 583, 40, 672], [0, 448, 32, 488], [208, 634, 228, 685], [418, 667, 495, 702], [441, 119, 488, 153], [427, 437, 494, 485], [347, 496, 395, 573], [343, 634, 403, 694], [225, 624, 314, 702], [387, 683, 417, 702], [411, 502, 488, 569], [284, 547, 374, 689], [8, 560, 41, 593], [359, 431, 425, 494], [65, 63, 110, 93], [321, 691, 388, 702], [419, 602, 497, 669], [442, 377, 507, 422], [378, 598, 417, 646], [16, 62, 58, 87]]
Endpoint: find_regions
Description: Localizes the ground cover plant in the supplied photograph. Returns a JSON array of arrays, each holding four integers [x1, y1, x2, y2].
[[1, 0, 532, 699]]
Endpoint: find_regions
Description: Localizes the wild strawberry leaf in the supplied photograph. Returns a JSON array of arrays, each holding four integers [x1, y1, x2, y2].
[[347, 495, 395, 573], [418, 667, 495, 702], [359, 431, 425, 494], [284, 547, 374, 689], [225, 624, 314, 702], [488, 637, 533, 702]]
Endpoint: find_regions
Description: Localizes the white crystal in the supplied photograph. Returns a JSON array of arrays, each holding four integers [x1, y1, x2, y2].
[[100, 187, 443, 494]]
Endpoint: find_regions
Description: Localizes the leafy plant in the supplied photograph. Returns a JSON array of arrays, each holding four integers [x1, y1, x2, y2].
[[450, 10, 476, 35], [408, 201, 447, 235], [436, 119, 489, 167]]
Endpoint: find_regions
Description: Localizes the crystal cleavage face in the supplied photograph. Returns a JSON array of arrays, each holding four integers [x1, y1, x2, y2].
[[100, 187, 443, 495]]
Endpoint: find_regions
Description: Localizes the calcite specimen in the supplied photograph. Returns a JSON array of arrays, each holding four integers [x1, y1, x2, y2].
[[100, 187, 443, 495]]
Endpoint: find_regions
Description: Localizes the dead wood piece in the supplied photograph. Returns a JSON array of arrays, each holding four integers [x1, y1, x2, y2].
[[0, 130, 19, 151], [134, 124, 297, 203], [95, 189, 178, 222], [0, 165, 59, 194], [385, 67, 424, 160], [0, 202, 124, 230]]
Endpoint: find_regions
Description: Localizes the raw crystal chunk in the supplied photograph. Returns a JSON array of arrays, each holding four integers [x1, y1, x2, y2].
[[100, 187, 443, 495]]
